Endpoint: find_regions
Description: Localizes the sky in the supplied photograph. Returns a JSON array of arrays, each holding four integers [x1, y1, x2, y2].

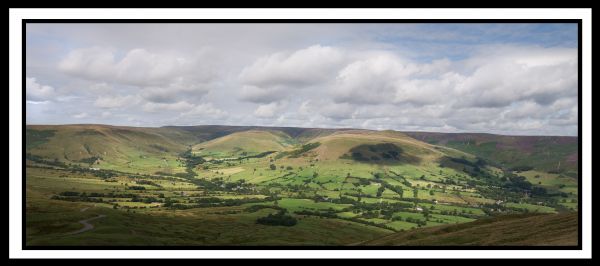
[[25, 23, 578, 136]]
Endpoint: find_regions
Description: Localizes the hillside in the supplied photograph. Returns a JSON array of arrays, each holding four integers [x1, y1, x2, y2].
[[405, 132, 578, 177], [301, 130, 443, 163], [164, 125, 342, 143], [25, 125, 197, 174], [25, 124, 579, 246], [361, 212, 578, 246], [192, 130, 296, 158]]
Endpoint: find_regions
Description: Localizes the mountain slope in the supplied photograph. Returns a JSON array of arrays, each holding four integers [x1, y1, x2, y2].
[[299, 130, 460, 164], [164, 125, 343, 143], [405, 132, 578, 176], [192, 130, 296, 158], [361, 212, 578, 246], [25, 125, 197, 174]]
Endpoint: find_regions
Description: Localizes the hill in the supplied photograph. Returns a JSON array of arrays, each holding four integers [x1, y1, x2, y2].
[[24, 124, 580, 246], [163, 125, 342, 143], [361, 212, 578, 246], [192, 130, 297, 158], [25, 124, 197, 174], [405, 132, 578, 177], [300, 130, 443, 163]]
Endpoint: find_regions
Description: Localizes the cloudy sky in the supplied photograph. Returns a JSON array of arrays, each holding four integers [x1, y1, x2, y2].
[[25, 23, 578, 136]]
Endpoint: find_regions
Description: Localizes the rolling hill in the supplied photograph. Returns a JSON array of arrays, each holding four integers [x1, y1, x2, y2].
[[25, 124, 197, 174], [192, 130, 297, 158], [24, 124, 579, 246], [405, 132, 579, 177], [300, 130, 442, 163], [361, 212, 578, 246]]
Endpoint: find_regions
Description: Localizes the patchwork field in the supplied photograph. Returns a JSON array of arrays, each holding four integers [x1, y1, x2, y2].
[[25, 125, 579, 246]]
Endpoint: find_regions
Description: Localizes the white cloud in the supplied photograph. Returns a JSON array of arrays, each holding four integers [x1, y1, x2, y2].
[[59, 47, 216, 89], [27, 24, 578, 136], [89, 82, 113, 92], [72, 112, 88, 119], [142, 101, 195, 113], [240, 45, 346, 88], [94, 95, 139, 109], [181, 103, 228, 118], [455, 46, 577, 108], [254, 102, 286, 118], [26, 77, 55, 101], [239, 85, 286, 104]]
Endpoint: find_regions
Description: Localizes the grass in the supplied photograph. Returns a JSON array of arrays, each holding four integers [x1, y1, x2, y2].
[[361, 212, 578, 246], [24, 124, 579, 246]]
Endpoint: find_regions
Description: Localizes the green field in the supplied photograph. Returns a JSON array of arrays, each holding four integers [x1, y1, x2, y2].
[[25, 125, 579, 246]]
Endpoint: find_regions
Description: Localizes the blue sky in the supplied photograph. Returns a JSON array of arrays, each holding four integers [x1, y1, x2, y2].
[[25, 23, 579, 136]]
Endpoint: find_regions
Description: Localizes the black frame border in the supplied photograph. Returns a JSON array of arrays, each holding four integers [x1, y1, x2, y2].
[[21, 18, 584, 251]]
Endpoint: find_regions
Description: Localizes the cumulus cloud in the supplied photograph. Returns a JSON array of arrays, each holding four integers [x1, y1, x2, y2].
[[142, 101, 195, 113], [240, 45, 346, 88], [26, 77, 55, 101], [454, 47, 577, 108], [72, 112, 88, 119], [254, 102, 287, 118], [94, 95, 139, 109], [27, 24, 578, 135], [59, 47, 214, 87], [181, 103, 228, 119], [239, 85, 287, 104]]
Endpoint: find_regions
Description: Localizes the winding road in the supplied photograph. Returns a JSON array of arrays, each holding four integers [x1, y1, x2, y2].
[[64, 207, 106, 235]]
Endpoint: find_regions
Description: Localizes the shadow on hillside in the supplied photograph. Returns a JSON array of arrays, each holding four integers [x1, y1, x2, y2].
[[340, 143, 421, 165]]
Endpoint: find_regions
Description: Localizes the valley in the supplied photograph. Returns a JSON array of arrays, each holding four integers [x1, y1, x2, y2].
[[25, 124, 579, 246]]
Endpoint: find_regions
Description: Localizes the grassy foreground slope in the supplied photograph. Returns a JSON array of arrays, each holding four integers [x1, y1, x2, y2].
[[361, 212, 578, 246]]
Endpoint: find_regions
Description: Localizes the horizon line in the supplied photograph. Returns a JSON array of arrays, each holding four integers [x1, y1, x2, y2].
[[24, 123, 579, 138]]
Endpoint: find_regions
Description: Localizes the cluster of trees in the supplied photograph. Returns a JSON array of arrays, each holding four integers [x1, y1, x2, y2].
[[402, 217, 427, 227], [51, 192, 105, 203], [165, 196, 275, 209], [256, 209, 297, 226], [376, 186, 385, 197], [78, 156, 102, 165], [439, 209, 476, 218], [26, 153, 68, 168], [244, 205, 285, 213], [295, 209, 338, 219], [286, 142, 321, 158], [509, 165, 534, 172], [130, 195, 160, 203], [135, 179, 162, 188], [92, 170, 116, 179], [178, 149, 205, 178]]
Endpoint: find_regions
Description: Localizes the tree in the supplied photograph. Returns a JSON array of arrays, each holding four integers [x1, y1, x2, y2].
[[269, 164, 276, 170], [376, 186, 385, 197]]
